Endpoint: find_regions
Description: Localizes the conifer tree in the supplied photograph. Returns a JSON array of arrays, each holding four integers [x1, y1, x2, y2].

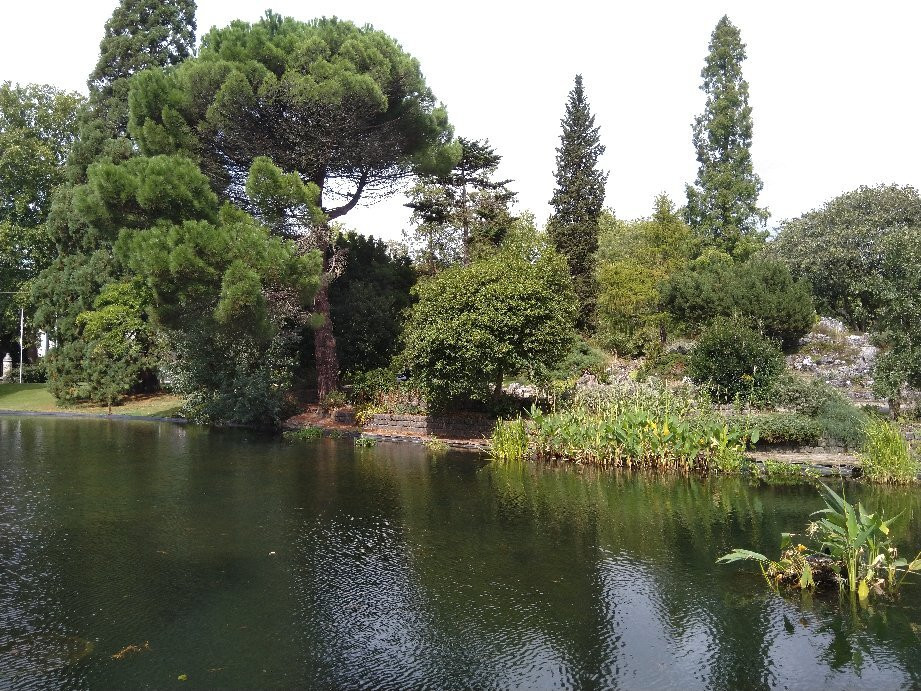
[[685, 15, 767, 258], [405, 137, 516, 270], [548, 75, 607, 331], [68, 0, 196, 181]]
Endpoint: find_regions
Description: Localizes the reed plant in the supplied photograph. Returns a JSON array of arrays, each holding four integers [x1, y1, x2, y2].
[[490, 417, 528, 464], [860, 417, 919, 484]]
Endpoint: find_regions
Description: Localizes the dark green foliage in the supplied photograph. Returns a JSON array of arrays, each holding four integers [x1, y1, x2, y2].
[[662, 256, 814, 349], [872, 228, 921, 405], [744, 413, 822, 446], [726, 260, 815, 349], [546, 339, 609, 382], [659, 250, 734, 332], [30, 251, 116, 344], [767, 184, 921, 330], [117, 202, 322, 425], [405, 137, 516, 269], [548, 75, 607, 330], [688, 317, 783, 402], [129, 13, 453, 206], [401, 237, 577, 408], [685, 16, 767, 258], [87, 0, 196, 140], [128, 12, 454, 397], [328, 232, 416, 373]]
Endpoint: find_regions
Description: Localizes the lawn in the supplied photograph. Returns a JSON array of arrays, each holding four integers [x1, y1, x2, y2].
[[0, 384, 184, 418]]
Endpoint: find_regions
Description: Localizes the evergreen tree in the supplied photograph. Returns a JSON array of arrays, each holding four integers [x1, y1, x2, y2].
[[129, 13, 454, 398], [548, 75, 607, 331], [30, 0, 198, 405], [68, 0, 196, 181], [405, 137, 516, 270], [685, 15, 767, 258]]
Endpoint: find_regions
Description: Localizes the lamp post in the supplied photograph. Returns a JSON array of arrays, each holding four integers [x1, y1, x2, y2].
[[0, 292, 25, 383]]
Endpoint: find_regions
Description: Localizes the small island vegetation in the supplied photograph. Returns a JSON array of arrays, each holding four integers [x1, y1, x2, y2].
[[0, 4, 917, 484]]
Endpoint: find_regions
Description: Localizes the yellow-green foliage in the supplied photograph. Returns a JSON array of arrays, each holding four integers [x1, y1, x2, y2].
[[861, 418, 919, 484], [529, 384, 750, 472], [595, 196, 692, 355], [490, 418, 528, 465]]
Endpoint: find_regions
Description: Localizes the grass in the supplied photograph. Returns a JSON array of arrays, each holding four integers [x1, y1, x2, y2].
[[861, 417, 920, 484], [0, 383, 184, 418]]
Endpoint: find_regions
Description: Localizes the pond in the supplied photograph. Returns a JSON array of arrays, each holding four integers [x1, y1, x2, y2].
[[1, 415, 920, 689]]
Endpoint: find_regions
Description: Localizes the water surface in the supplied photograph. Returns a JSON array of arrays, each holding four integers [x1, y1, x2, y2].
[[1, 415, 920, 689]]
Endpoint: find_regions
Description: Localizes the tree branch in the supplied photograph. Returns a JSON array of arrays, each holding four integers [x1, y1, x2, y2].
[[325, 170, 369, 220]]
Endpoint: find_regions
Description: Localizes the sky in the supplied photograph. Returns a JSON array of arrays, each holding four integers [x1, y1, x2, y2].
[[2, 1, 920, 241]]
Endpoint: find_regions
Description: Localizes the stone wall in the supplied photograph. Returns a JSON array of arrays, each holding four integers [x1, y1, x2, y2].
[[365, 413, 496, 440]]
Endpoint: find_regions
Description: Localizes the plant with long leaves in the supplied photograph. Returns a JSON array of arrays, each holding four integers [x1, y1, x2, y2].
[[719, 482, 921, 597]]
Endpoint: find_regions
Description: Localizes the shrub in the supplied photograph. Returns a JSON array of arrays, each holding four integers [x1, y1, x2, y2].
[[861, 418, 919, 484], [761, 371, 844, 416], [19, 360, 47, 383], [546, 339, 608, 382], [401, 238, 577, 408], [662, 256, 814, 349], [744, 413, 822, 446], [813, 397, 868, 449], [688, 317, 783, 403]]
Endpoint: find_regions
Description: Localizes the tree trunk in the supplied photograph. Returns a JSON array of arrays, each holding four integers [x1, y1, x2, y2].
[[313, 271, 339, 400]]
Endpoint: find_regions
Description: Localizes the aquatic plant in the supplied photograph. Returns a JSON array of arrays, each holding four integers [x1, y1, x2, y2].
[[528, 401, 752, 472], [283, 427, 324, 442], [719, 482, 921, 597], [861, 417, 919, 484], [490, 417, 528, 464], [424, 438, 449, 454], [354, 436, 377, 448], [755, 458, 821, 484]]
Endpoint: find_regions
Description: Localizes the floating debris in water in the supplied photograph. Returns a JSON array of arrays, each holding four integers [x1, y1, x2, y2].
[[112, 641, 150, 660]]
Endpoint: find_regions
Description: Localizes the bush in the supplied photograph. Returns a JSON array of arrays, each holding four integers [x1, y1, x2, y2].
[[761, 371, 845, 416], [861, 418, 919, 484], [662, 256, 815, 349], [19, 360, 47, 383], [744, 413, 822, 446], [546, 339, 608, 382], [813, 397, 868, 449], [688, 317, 783, 403], [401, 239, 577, 408]]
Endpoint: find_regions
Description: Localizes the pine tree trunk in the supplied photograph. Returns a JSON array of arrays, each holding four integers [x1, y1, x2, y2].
[[313, 271, 339, 400]]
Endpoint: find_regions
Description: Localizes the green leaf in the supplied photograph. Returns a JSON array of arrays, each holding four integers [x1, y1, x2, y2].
[[717, 549, 769, 564], [799, 560, 814, 589]]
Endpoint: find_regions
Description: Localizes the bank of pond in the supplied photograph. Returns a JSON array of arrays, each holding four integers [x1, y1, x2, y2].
[[2, 414, 921, 688]]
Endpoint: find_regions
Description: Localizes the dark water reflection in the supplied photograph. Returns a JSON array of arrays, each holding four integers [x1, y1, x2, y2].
[[1, 416, 920, 689]]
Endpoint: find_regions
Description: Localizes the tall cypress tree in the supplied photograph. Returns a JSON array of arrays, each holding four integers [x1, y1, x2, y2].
[[685, 15, 767, 258], [548, 74, 607, 331]]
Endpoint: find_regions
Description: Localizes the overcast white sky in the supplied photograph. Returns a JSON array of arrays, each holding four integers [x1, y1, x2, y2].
[[2, 1, 920, 240]]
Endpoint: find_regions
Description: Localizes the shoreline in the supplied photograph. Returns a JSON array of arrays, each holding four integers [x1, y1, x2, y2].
[[0, 408, 190, 424]]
